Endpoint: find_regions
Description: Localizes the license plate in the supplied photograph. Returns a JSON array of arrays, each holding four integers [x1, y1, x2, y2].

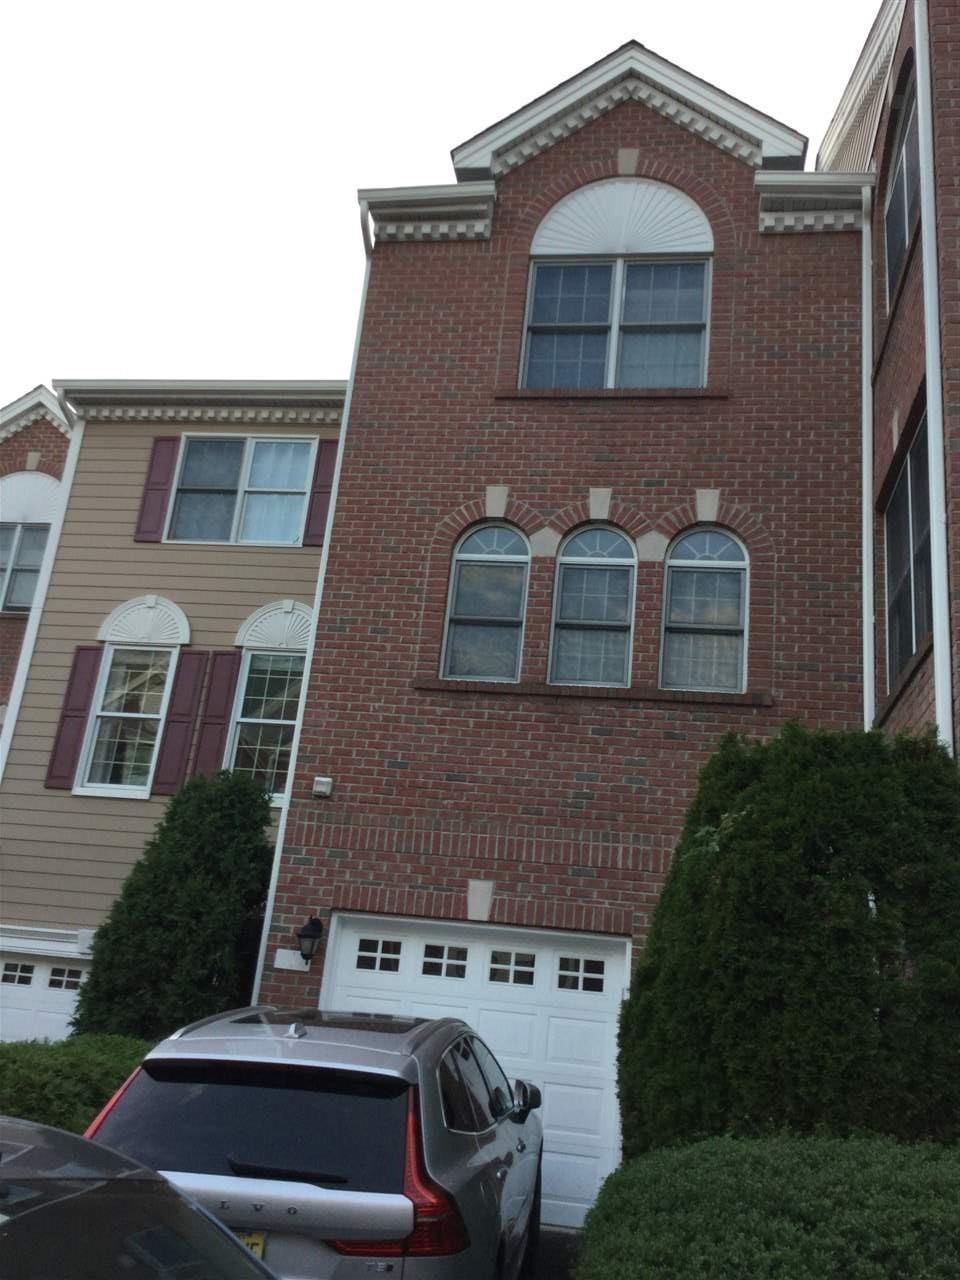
[[234, 1230, 266, 1259]]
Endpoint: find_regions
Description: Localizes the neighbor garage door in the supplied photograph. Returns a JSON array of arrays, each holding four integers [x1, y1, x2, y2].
[[0, 955, 87, 1042], [320, 913, 629, 1228]]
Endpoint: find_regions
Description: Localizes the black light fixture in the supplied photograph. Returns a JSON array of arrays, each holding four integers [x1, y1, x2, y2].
[[295, 916, 324, 965]]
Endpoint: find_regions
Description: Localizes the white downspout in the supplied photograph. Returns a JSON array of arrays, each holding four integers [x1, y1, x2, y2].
[[251, 202, 375, 1000], [861, 184, 876, 731], [914, 0, 954, 753], [0, 402, 85, 783]]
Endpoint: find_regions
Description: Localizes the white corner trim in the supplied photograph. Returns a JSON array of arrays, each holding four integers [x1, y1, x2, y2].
[[0, 419, 85, 786], [589, 488, 613, 521], [97, 595, 191, 645], [485, 485, 509, 518], [235, 599, 313, 649], [530, 526, 562, 557], [636, 530, 670, 562], [695, 489, 721, 522]]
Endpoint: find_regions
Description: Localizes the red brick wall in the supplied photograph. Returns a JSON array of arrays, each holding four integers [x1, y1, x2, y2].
[[0, 415, 68, 707], [260, 98, 864, 1003]]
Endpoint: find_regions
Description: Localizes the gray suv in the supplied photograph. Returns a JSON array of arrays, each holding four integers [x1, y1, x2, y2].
[[86, 1008, 543, 1280]]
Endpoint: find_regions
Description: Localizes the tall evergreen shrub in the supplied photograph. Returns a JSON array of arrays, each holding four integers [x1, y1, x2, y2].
[[72, 772, 272, 1041], [618, 725, 960, 1156]]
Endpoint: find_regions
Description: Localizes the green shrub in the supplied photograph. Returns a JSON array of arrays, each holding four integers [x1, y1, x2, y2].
[[72, 771, 272, 1041], [0, 1034, 149, 1133], [577, 1136, 960, 1280], [619, 725, 960, 1155]]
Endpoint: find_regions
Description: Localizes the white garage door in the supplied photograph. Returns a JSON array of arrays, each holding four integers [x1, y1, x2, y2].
[[320, 913, 628, 1228], [0, 955, 87, 1042]]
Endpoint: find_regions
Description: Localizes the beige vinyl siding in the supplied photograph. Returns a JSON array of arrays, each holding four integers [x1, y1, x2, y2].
[[0, 418, 332, 931]]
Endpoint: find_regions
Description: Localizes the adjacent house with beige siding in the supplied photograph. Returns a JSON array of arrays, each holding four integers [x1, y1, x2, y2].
[[0, 381, 344, 1040]]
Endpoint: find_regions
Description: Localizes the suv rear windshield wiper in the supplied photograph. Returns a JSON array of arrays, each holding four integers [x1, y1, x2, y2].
[[227, 1157, 348, 1186]]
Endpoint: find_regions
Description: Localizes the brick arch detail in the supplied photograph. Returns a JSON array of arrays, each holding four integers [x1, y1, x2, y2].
[[545, 499, 654, 544]]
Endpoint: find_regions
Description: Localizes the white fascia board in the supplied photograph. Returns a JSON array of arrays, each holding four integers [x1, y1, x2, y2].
[[358, 181, 497, 209], [453, 44, 805, 176], [0, 384, 69, 432], [53, 379, 348, 409], [817, 0, 906, 171], [755, 171, 875, 196]]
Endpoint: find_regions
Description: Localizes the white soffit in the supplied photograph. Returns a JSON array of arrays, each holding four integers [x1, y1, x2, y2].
[[452, 42, 806, 179], [532, 178, 713, 255]]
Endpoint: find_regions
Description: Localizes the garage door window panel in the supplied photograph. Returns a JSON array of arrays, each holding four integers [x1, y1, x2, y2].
[[490, 950, 535, 985], [356, 939, 402, 973], [49, 967, 83, 990], [2, 963, 34, 986], [422, 944, 467, 979], [558, 957, 605, 993]]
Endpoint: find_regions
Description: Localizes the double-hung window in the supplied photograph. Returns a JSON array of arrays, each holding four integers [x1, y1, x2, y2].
[[442, 526, 529, 681], [0, 523, 49, 611], [524, 258, 708, 390], [168, 437, 314, 544], [228, 651, 304, 798], [81, 646, 176, 793], [884, 89, 920, 300], [549, 528, 636, 687], [522, 177, 714, 391], [885, 419, 931, 686], [661, 530, 747, 693]]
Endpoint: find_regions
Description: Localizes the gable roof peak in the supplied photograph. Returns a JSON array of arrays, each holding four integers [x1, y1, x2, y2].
[[452, 41, 807, 180]]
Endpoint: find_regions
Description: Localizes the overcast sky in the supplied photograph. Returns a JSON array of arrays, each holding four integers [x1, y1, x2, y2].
[[1, 0, 882, 411]]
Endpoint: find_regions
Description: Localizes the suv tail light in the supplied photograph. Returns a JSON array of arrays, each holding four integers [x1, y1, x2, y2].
[[328, 1087, 468, 1257], [84, 1068, 143, 1138]]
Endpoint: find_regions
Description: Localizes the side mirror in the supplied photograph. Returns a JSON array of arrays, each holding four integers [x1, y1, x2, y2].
[[512, 1079, 542, 1121]]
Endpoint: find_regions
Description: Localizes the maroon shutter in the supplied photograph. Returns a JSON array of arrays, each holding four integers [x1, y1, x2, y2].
[[302, 440, 338, 546], [151, 650, 209, 796], [134, 437, 179, 542], [193, 650, 242, 777], [45, 646, 102, 789]]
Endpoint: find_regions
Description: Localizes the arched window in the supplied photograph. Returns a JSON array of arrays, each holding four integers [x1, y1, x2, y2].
[[660, 529, 747, 693], [442, 525, 529, 681], [522, 178, 713, 391], [549, 527, 636, 687]]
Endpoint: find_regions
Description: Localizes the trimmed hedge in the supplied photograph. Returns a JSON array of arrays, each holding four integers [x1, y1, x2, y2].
[[576, 1136, 960, 1280], [0, 1034, 149, 1133], [72, 771, 272, 1041], [619, 725, 960, 1155]]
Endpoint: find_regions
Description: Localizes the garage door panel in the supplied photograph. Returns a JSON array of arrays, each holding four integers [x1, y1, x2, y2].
[[320, 915, 627, 1228]]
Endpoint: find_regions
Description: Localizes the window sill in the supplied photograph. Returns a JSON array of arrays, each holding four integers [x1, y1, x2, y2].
[[72, 784, 153, 801], [495, 386, 728, 402], [413, 676, 771, 706]]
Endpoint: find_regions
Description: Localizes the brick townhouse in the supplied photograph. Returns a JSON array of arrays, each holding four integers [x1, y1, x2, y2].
[[256, 40, 870, 1226]]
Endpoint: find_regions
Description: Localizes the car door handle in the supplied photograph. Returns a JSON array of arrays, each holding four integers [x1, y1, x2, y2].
[[496, 1167, 508, 1182], [516, 1139, 526, 1153]]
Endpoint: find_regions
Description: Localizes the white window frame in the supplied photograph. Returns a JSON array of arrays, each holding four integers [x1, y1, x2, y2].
[[74, 643, 178, 799], [0, 522, 49, 612], [225, 648, 305, 804], [440, 524, 530, 683], [548, 526, 637, 688], [164, 433, 318, 546], [659, 529, 748, 694], [884, 86, 919, 305], [521, 255, 711, 391]]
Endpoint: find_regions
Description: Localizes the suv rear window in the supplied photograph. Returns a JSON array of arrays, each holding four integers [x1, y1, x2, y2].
[[94, 1061, 408, 1194]]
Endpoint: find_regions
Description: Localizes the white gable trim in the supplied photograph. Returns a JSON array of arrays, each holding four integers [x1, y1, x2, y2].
[[453, 45, 805, 178], [0, 386, 70, 442]]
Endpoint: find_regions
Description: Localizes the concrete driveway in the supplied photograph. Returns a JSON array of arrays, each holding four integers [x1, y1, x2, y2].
[[535, 1229, 579, 1279]]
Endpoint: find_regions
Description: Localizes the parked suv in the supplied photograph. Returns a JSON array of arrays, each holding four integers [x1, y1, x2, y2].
[[86, 1008, 543, 1280]]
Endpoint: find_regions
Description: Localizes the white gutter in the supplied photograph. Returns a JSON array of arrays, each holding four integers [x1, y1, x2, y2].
[[251, 204, 374, 999], [0, 399, 84, 783], [861, 184, 876, 731], [914, 0, 954, 753]]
